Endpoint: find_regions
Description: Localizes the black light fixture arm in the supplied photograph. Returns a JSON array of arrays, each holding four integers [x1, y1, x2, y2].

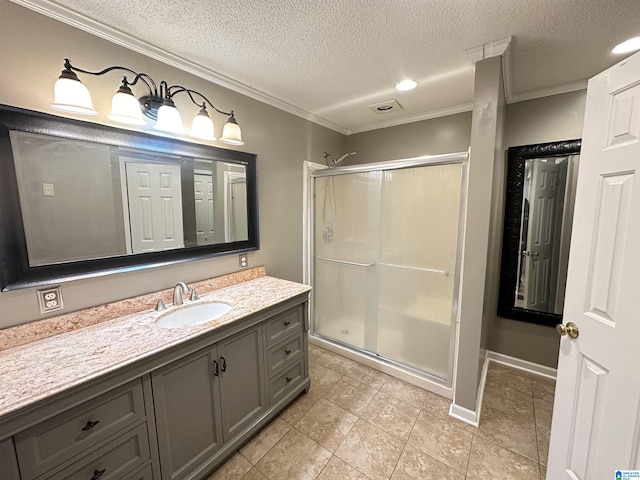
[[62, 58, 157, 97], [165, 84, 233, 116]]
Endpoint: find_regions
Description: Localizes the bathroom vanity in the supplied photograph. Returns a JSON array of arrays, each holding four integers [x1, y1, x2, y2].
[[0, 276, 311, 480]]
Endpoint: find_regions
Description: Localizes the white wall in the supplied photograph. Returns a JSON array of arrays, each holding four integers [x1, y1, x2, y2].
[[0, 1, 345, 328]]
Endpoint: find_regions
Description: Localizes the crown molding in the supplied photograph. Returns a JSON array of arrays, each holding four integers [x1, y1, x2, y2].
[[10, 0, 349, 135], [346, 103, 474, 135], [466, 37, 512, 64], [506, 80, 587, 104]]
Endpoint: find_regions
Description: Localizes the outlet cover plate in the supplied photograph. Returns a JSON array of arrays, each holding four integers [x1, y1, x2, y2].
[[239, 253, 248, 269], [37, 286, 63, 314]]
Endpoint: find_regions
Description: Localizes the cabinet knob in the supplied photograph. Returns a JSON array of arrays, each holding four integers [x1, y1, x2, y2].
[[213, 360, 219, 376], [285, 349, 292, 355], [81, 420, 100, 431], [286, 377, 292, 383], [90, 469, 106, 480], [284, 321, 291, 326]]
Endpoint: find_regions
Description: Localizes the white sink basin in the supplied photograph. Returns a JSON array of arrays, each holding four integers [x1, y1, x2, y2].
[[155, 302, 232, 329]]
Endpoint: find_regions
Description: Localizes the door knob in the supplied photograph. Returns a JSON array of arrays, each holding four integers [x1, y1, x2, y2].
[[556, 322, 579, 338]]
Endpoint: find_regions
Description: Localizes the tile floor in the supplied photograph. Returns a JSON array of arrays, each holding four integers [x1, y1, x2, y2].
[[208, 344, 555, 480]]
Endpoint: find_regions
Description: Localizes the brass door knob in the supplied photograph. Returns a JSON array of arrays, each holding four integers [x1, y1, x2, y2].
[[556, 322, 579, 338]]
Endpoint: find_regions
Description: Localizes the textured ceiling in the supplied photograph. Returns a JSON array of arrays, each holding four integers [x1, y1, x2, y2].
[[13, 0, 640, 133]]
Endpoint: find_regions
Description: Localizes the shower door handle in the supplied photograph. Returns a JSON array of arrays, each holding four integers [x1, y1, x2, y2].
[[315, 256, 375, 267]]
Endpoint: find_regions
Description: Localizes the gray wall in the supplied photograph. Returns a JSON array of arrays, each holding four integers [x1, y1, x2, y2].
[[488, 90, 587, 368], [345, 112, 472, 164], [0, 1, 345, 328]]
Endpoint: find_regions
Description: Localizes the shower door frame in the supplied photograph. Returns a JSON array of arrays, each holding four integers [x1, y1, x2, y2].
[[308, 151, 469, 397]]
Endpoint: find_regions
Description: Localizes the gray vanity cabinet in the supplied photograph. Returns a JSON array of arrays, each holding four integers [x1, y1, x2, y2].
[[217, 325, 266, 440], [152, 324, 266, 480], [151, 346, 223, 480]]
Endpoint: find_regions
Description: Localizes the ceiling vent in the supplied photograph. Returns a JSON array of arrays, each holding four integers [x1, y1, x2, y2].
[[367, 99, 403, 114]]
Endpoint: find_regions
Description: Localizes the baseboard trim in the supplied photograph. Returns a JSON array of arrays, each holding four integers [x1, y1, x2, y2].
[[449, 403, 479, 427], [486, 351, 557, 380]]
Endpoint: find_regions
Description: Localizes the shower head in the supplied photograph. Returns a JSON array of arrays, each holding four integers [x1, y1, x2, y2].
[[323, 151, 357, 168]]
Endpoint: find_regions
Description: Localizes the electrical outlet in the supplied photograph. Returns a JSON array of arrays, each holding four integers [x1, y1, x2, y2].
[[239, 253, 248, 269], [37, 286, 63, 314], [42, 183, 55, 197]]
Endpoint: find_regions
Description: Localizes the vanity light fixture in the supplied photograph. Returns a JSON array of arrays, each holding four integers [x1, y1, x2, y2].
[[395, 79, 418, 91], [612, 36, 640, 55], [51, 59, 244, 145]]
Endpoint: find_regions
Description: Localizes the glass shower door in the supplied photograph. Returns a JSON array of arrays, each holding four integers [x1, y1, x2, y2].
[[312, 161, 464, 382]]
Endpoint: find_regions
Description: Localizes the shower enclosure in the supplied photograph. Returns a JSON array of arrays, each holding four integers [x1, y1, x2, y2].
[[310, 153, 467, 385]]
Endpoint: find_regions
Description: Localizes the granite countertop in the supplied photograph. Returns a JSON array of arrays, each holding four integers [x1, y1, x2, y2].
[[0, 276, 311, 419]]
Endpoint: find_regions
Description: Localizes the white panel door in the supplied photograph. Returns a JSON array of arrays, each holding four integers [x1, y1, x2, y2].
[[524, 161, 561, 311], [547, 52, 640, 478], [194, 173, 215, 245], [125, 162, 184, 253]]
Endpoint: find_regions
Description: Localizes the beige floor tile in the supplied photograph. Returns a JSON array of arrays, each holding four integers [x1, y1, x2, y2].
[[390, 444, 459, 480], [279, 388, 324, 425], [477, 405, 538, 461], [335, 419, 404, 480], [207, 453, 252, 480], [241, 468, 268, 480], [486, 363, 533, 395], [345, 362, 390, 390], [483, 382, 535, 419], [536, 424, 550, 466], [309, 346, 360, 375], [420, 390, 451, 418], [531, 377, 556, 406], [309, 362, 343, 394], [407, 411, 473, 473], [361, 391, 419, 441], [324, 376, 377, 416], [379, 376, 431, 409], [295, 398, 358, 452], [240, 418, 291, 464], [316, 456, 369, 480], [466, 435, 540, 480], [534, 397, 554, 429], [255, 429, 331, 480]]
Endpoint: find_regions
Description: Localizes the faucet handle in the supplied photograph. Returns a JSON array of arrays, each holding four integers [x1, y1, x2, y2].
[[155, 297, 167, 311], [190, 288, 199, 301]]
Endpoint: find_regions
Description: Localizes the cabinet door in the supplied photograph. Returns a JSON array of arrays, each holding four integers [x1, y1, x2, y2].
[[0, 438, 20, 480], [217, 325, 266, 440], [152, 347, 222, 480]]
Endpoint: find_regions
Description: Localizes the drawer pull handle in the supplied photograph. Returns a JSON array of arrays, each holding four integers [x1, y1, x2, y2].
[[81, 420, 100, 431], [213, 360, 219, 376], [286, 377, 292, 383], [220, 356, 227, 372], [285, 349, 292, 355], [90, 469, 106, 480], [284, 321, 291, 326]]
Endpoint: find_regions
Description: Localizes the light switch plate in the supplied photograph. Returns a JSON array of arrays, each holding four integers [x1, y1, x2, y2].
[[239, 253, 248, 269], [37, 286, 63, 314]]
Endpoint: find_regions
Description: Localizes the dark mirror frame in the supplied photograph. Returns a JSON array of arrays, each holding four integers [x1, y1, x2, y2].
[[0, 104, 259, 291], [497, 138, 581, 327]]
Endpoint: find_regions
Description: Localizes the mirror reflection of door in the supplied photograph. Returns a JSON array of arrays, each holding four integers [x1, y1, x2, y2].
[[194, 172, 215, 245], [124, 161, 184, 254], [516, 155, 577, 314], [224, 172, 248, 242]]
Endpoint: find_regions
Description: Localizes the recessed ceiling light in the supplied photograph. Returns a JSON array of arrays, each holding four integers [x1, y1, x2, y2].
[[612, 36, 640, 55], [395, 80, 418, 91]]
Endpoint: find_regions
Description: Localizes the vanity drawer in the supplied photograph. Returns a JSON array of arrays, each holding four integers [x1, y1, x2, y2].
[[265, 307, 304, 347], [15, 379, 145, 480], [267, 332, 304, 376], [45, 423, 150, 480], [121, 462, 153, 480], [268, 358, 305, 404]]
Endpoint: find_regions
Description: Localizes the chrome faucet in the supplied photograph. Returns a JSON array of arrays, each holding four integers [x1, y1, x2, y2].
[[173, 282, 189, 306]]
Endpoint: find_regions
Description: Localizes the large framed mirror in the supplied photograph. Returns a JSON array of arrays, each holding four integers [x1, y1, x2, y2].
[[0, 104, 259, 291], [497, 139, 581, 327]]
